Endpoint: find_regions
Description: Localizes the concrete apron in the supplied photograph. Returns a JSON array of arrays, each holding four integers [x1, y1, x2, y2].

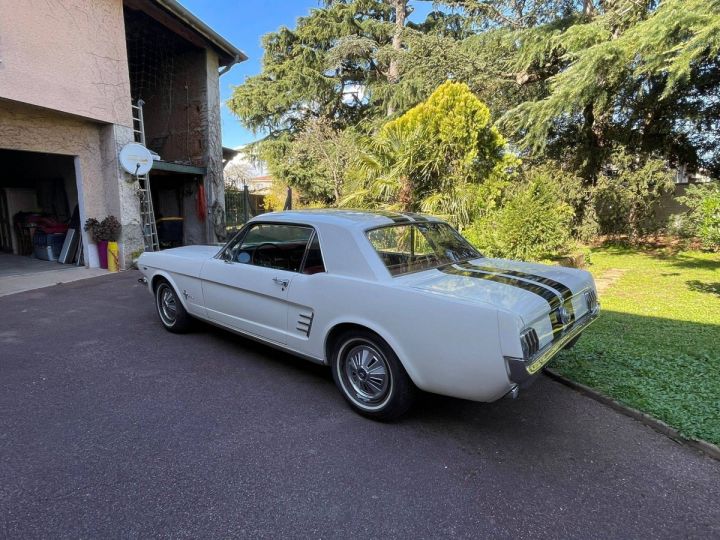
[[0, 257, 110, 297]]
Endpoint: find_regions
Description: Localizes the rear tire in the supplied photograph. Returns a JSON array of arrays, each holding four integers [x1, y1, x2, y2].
[[331, 330, 415, 421], [155, 281, 192, 333]]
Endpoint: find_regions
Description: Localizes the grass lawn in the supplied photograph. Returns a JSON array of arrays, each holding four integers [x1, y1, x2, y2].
[[553, 245, 720, 445]]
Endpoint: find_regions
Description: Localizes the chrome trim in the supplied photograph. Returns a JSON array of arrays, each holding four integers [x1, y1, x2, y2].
[[296, 312, 314, 337], [505, 384, 520, 399], [520, 327, 540, 360], [505, 309, 599, 386], [585, 289, 599, 313], [273, 277, 290, 287]]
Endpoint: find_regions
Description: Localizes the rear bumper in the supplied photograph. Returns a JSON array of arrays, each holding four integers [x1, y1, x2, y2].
[[505, 309, 599, 387]]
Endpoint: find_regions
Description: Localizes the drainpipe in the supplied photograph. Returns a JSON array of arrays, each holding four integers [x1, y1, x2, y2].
[[219, 55, 241, 76]]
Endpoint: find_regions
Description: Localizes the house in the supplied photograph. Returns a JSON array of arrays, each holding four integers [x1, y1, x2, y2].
[[223, 147, 277, 227], [0, 0, 246, 280]]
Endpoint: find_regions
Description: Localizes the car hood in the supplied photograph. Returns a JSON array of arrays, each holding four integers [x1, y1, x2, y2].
[[400, 257, 594, 324], [138, 245, 223, 277], [158, 245, 223, 258]]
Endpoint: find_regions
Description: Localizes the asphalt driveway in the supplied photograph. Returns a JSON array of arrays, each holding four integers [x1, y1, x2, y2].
[[1, 272, 719, 538]]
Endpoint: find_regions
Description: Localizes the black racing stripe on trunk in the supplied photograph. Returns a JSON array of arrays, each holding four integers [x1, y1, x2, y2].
[[450, 263, 566, 339], [461, 262, 576, 323], [438, 264, 562, 310]]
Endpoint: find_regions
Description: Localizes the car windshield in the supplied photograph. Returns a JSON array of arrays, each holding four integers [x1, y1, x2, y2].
[[366, 222, 481, 276]]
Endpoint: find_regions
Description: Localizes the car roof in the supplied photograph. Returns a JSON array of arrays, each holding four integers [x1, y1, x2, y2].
[[251, 209, 443, 230]]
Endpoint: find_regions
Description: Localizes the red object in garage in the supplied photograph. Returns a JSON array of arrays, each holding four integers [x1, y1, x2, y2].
[[196, 182, 207, 223]]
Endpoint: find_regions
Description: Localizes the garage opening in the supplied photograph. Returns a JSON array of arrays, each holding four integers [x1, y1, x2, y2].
[[150, 170, 207, 248], [0, 149, 103, 296]]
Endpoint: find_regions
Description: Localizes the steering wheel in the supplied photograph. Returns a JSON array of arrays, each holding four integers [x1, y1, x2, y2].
[[251, 242, 285, 267]]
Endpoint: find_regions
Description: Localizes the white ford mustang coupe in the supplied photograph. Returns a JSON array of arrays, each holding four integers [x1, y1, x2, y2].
[[138, 210, 599, 419]]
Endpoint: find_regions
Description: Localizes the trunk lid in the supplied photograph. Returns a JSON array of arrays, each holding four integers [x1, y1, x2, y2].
[[400, 257, 596, 333]]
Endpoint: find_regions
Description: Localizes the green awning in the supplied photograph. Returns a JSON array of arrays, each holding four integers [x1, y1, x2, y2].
[[151, 161, 206, 175]]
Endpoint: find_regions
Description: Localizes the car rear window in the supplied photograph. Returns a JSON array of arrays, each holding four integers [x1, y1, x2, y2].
[[366, 222, 480, 276]]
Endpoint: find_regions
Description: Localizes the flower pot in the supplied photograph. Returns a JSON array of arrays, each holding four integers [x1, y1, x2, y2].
[[97, 240, 109, 269], [107, 241, 119, 272]]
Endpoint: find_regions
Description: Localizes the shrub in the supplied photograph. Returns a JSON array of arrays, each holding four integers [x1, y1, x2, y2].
[[465, 172, 574, 261], [100, 216, 122, 241], [84, 216, 121, 242], [592, 152, 674, 238], [344, 81, 518, 228], [698, 192, 720, 250], [674, 183, 720, 244]]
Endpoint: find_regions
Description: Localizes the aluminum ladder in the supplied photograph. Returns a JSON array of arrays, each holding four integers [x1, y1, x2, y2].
[[131, 100, 160, 252]]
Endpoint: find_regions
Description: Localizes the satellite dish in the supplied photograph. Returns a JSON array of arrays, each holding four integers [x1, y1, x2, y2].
[[119, 143, 154, 176]]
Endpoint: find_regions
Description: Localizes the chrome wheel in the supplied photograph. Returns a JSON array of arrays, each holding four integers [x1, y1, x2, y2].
[[157, 284, 177, 326], [331, 330, 415, 420], [338, 340, 393, 409]]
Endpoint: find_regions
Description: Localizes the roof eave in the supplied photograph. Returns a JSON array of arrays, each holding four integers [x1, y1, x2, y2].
[[153, 0, 248, 68]]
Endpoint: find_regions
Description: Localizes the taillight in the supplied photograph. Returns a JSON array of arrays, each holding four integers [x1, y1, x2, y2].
[[520, 328, 540, 361]]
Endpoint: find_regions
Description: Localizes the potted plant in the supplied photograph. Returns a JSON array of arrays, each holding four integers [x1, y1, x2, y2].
[[103, 216, 122, 272], [85, 216, 121, 269]]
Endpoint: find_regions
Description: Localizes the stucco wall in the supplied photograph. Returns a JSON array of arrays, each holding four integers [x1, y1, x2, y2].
[[0, 0, 132, 127], [99, 123, 145, 268], [0, 100, 143, 268]]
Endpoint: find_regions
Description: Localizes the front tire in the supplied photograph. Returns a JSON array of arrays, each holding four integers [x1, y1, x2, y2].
[[331, 330, 415, 421], [155, 281, 192, 333]]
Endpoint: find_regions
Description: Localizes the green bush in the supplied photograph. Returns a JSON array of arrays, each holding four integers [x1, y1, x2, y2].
[[698, 192, 720, 250], [592, 152, 675, 238], [674, 183, 720, 247], [465, 172, 574, 261]]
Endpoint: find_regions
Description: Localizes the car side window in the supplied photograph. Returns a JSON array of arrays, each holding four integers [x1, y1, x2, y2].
[[301, 233, 325, 275], [227, 224, 313, 272]]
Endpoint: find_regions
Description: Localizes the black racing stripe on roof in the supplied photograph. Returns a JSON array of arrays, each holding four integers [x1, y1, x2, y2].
[[401, 212, 429, 222], [461, 262, 576, 324], [372, 210, 412, 223]]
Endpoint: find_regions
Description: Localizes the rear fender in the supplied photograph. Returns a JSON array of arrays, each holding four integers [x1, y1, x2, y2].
[[322, 316, 424, 390]]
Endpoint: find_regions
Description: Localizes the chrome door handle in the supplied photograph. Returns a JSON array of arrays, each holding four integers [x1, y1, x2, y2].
[[273, 277, 289, 287]]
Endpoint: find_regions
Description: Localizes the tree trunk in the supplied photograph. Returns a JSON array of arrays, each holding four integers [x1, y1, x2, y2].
[[583, 0, 595, 17], [333, 175, 341, 206], [581, 102, 604, 184], [387, 0, 407, 116], [398, 175, 413, 212]]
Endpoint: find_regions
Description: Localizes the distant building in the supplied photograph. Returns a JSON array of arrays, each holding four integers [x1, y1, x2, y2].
[[224, 147, 274, 196], [223, 148, 278, 225], [675, 164, 714, 185]]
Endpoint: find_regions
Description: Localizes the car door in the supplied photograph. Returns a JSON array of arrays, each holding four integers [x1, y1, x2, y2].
[[200, 223, 314, 345]]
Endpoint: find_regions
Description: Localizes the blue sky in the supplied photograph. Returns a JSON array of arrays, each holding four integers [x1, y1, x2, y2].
[[178, 0, 434, 149]]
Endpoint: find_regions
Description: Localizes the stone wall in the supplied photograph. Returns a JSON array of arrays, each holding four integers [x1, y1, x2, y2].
[[204, 50, 226, 243]]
